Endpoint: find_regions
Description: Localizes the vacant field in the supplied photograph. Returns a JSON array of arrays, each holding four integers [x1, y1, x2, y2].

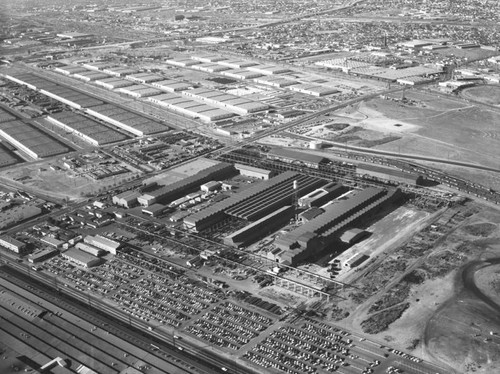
[[462, 85, 500, 106]]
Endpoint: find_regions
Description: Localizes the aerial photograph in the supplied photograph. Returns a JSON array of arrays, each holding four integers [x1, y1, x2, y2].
[[1, 0, 500, 373]]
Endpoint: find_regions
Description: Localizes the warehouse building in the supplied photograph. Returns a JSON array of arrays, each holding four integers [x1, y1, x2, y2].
[[274, 187, 400, 265], [184, 171, 325, 232], [191, 55, 227, 63], [95, 77, 133, 90], [267, 148, 329, 169], [3, 73, 104, 109], [82, 61, 114, 71], [191, 63, 230, 73], [344, 252, 370, 268], [28, 248, 58, 263], [54, 65, 88, 75], [151, 79, 192, 92], [253, 76, 298, 88], [41, 236, 64, 248], [217, 59, 259, 69], [85, 103, 169, 136], [73, 71, 110, 82], [0, 120, 70, 159], [83, 235, 120, 255], [220, 69, 264, 80], [39, 85, 103, 109], [112, 190, 141, 208], [181, 88, 268, 115], [142, 203, 168, 217], [0, 235, 26, 254], [235, 164, 273, 180], [75, 242, 103, 257], [126, 73, 163, 84], [118, 84, 162, 98], [103, 67, 139, 77], [62, 248, 100, 268], [147, 94, 234, 122], [47, 112, 127, 146], [357, 163, 423, 185], [200, 181, 222, 193], [247, 64, 290, 75], [138, 162, 237, 207], [289, 84, 340, 97], [224, 205, 294, 248], [165, 58, 201, 67]]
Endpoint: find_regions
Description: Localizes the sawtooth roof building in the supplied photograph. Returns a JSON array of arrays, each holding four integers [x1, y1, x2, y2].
[[274, 187, 401, 265], [184, 171, 326, 232]]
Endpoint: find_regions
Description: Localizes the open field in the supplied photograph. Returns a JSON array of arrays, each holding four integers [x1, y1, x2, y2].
[[260, 87, 500, 189], [461, 85, 500, 106]]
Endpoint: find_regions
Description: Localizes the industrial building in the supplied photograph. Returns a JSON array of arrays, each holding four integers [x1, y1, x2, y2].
[[95, 77, 133, 90], [73, 70, 110, 82], [220, 69, 264, 80], [147, 93, 234, 122], [289, 84, 340, 97], [54, 65, 89, 75], [224, 205, 294, 248], [41, 236, 64, 248], [3, 72, 104, 109], [62, 248, 100, 268], [102, 67, 139, 77], [200, 181, 222, 193], [184, 171, 326, 232], [234, 164, 273, 180], [47, 112, 128, 146], [28, 248, 58, 263], [0, 235, 26, 254], [85, 103, 169, 136], [138, 162, 237, 207], [165, 58, 202, 67], [191, 55, 227, 63], [0, 120, 70, 159], [267, 148, 329, 169], [75, 242, 104, 257], [82, 61, 114, 71], [298, 182, 345, 208], [112, 190, 142, 208], [247, 64, 290, 75], [142, 203, 168, 217], [273, 187, 401, 265], [39, 84, 104, 109], [357, 163, 423, 185], [181, 88, 269, 115], [253, 76, 298, 88], [218, 59, 259, 69], [83, 235, 120, 255], [118, 84, 162, 98], [151, 79, 192, 92], [225, 173, 324, 221], [191, 63, 230, 73], [126, 73, 164, 84]]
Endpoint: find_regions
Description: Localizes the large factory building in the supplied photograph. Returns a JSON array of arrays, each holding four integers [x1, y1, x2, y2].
[[138, 162, 237, 206], [183, 171, 326, 232], [273, 187, 401, 265]]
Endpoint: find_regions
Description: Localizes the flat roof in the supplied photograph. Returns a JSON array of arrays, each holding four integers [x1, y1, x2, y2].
[[63, 248, 99, 264]]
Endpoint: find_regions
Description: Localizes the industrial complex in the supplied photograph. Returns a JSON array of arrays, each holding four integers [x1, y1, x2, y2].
[[3, 2, 500, 374]]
